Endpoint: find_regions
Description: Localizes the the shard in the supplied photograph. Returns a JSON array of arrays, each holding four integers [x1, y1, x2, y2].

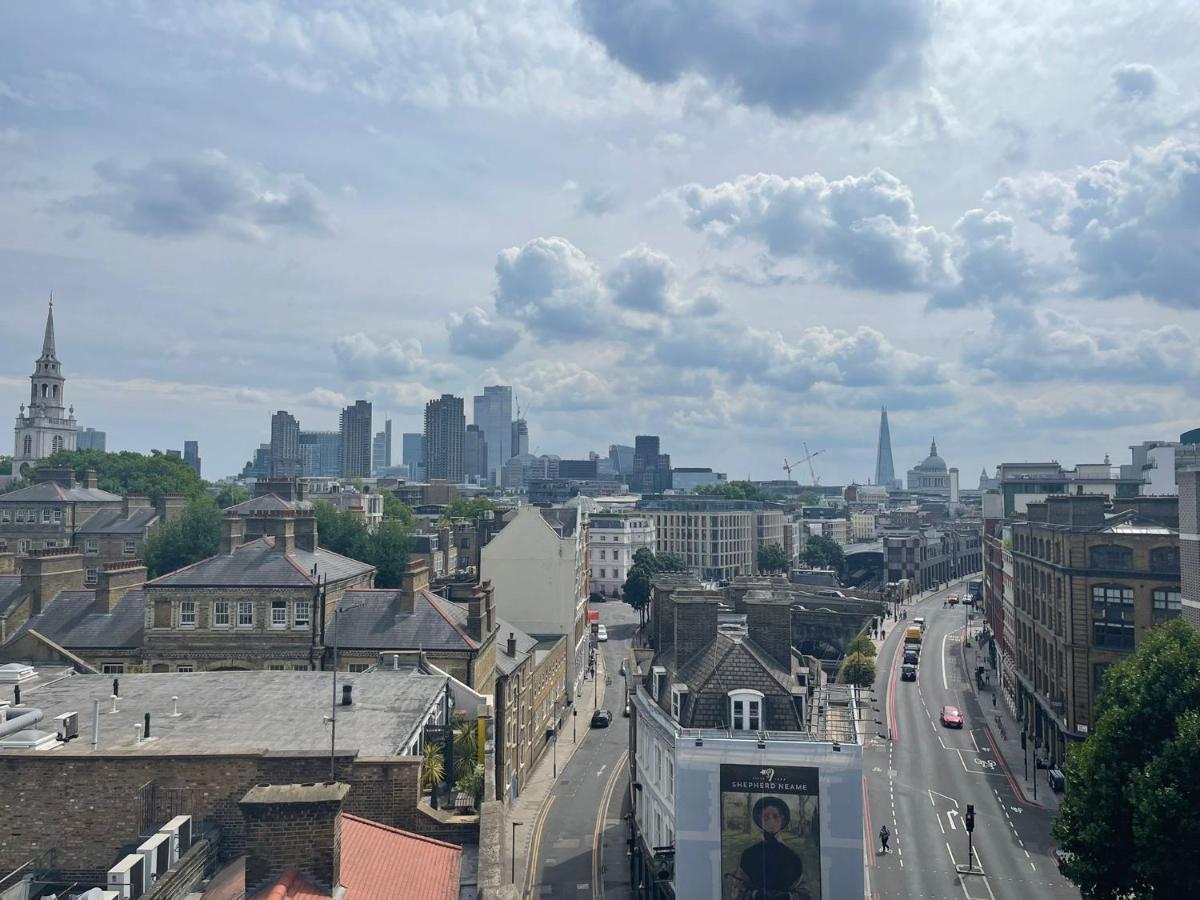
[[874, 406, 897, 489]]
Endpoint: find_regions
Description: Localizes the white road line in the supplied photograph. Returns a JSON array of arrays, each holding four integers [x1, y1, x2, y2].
[[942, 633, 951, 691], [970, 730, 979, 752]]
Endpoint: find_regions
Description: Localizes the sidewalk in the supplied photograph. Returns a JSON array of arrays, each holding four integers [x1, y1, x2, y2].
[[506, 646, 610, 897]]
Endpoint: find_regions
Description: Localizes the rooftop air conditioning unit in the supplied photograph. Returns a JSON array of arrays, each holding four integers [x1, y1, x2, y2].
[[159, 815, 192, 863], [107, 854, 145, 900], [55, 711, 79, 741], [136, 831, 171, 888]]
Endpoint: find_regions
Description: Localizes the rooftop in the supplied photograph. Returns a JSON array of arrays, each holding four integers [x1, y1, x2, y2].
[[330, 588, 480, 652], [148, 536, 374, 588], [5, 669, 446, 756], [0, 481, 122, 504], [12, 589, 144, 650], [76, 506, 159, 534]]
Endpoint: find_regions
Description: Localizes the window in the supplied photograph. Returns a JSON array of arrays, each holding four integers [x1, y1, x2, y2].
[[85, 567, 98, 585], [52, 507, 62, 523], [1092, 585, 1135, 649], [599, 568, 606, 579], [1153, 588, 1181, 615], [671, 685, 687, 721], [213, 601, 231, 627], [41, 508, 51, 523], [237, 601, 254, 627], [84, 539, 99, 555], [22, 435, 31, 456], [667, 757, 674, 799], [347, 663, 369, 673], [267, 664, 287, 671], [123, 540, 137, 556], [294, 600, 311, 628], [176, 665, 194, 673], [729, 689, 764, 731], [179, 601, 196, 628], [18, 540, 31, 554], [271, 601, 288, 628], [600, 549, 606, 560], [0, 509, 9, 523], [1150, 547, 1180, 572], [102, 664, 125, 674], [1089, 545, 1132, 570]]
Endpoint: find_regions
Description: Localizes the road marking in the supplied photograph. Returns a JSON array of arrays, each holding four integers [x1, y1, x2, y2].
[[524, 794, 557, 898], [947, 810, 958, 830], [929, 790, 959, 807], [970, 730, 979, 752], [942, 633, 951, 690], [591, 749, 627, 900]]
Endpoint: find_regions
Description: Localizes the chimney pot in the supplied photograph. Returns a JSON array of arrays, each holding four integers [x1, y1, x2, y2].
[[112, 678, 120, 697], [341, 684, 353, 706], [144, 712, 150, 738], [507, 632, 517, 657]]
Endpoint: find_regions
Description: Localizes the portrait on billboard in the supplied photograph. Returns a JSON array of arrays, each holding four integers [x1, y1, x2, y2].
[[720, 763, 820, 900]]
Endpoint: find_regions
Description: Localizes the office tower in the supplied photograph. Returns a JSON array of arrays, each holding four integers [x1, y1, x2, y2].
[[372, 419, 393, 475], [424, 394, 465, 482], [631, 435, 671, 493], [511, 418, 529, 457], [299, 430, 341, 477], [473, 385, 513, 482], [77, 428, 107, 451], [874, 406, 898, 490], [465, 424, 490, 483], [402, 432, 426, 481], [339, 400, 373, 477], [270, 411, 301, 478], [608, 444, 633, 474], [184, 440, 201, 478]]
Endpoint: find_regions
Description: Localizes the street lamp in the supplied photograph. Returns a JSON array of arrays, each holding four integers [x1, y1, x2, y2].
[[511, 820, 524, 884]]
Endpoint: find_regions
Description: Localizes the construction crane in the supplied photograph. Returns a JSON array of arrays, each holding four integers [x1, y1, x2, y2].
[[800, 442, 826, 486], [782, 458, 797, 480]]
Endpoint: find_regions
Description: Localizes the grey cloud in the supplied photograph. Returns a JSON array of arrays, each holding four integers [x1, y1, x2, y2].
[[69, 150, 332, 239], [1111, 63, 1160, 102], [928, 210, 1041, 309], [576, 0, 931, 117], [332, 332, 447, 380], [606, 245, 677, 311], [446, 306, 521, 358], [493, 237, 605, 341]]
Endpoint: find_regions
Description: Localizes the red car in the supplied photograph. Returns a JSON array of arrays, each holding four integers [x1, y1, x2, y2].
[[940, 705, 964, 728]]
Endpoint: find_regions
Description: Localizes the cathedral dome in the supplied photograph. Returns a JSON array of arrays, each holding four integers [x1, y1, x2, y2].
[[915, 438, 947, 472]]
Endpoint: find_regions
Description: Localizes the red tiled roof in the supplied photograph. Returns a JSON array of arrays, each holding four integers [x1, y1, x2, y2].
[[258, 868, 329, 900], [341, 814, 462, 900]]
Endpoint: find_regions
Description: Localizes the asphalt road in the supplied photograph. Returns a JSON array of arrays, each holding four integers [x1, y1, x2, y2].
[[528, 599, 638, 899], [865, 582, 1080, 900]]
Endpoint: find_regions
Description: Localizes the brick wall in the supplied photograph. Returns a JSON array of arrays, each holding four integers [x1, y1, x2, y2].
[[240, 784, 348, 894]]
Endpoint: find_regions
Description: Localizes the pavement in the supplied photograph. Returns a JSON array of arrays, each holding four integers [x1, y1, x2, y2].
[[863, 578, 1079, 900]]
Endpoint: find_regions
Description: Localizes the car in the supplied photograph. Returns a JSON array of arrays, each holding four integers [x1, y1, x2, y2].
[[901, 663, 918, 681], [597, 625, 608, 642], [912, 616, 926, 632], [948, 593, 960, 606], [940, 705, 964, 728], [816, 589, 847, 598], [903, 650, 919, 666], [591, 708, 613, 728]]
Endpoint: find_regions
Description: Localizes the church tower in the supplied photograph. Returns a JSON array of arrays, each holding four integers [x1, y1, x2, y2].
[[13, 298, 78, 476]]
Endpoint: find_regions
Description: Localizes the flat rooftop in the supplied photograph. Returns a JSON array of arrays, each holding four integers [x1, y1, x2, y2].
[[4, 669, 446, 757]]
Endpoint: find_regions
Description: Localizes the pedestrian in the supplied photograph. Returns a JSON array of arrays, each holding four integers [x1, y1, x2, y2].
[[879, 825, 890, 853]]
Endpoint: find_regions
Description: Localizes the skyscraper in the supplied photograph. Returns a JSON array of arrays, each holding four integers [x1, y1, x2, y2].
[[631, 435, 671, 493], [874, 406, 899, 490], [339, 400, 373, 477], [511, 417, 529, 457], [270, 411, 301, 478], [77, 428, 106, 451], [184, 440, 201, 478], [464, 424, 489, 483], [402, 433, 425, 480], [300, 430, 340, 477], [372, 419, 393, 475], [473, 385, 513, 483], [424, 394, 465, 482]]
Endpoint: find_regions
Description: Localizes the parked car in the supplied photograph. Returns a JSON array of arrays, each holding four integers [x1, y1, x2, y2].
[[901, 663, 918, 681], [597, 625, 608, 642], [591, 708, 613, 728], [940, 705, 964, 728], [816, 589, 847, 598]]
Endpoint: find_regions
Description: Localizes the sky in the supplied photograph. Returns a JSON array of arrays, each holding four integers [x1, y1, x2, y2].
[[2, 0, 1198, 483]]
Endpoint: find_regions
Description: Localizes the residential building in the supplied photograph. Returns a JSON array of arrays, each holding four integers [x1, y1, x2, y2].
[[906, 438, 951, 496], [300, 430, 341, 477], [473, 385, 512, 483], [1010, 494, 1180, 765], [402, 432, 427, 481], [77, 427, 106, 451], [589, 512, 656, 599], [371, 418, 392, 476], [464, 424, 489, 483], [1182, 468, 1200, 631], [627, 583, 863, 899], [482, 506, 589, 703], [339, 400, 373, 477], [997, 460, 1144, 517], [874, 406, 900, 490], [270, 410, 301, 478], [850, 511, 878, 541], [670, 467, 724, 492], [804, 518, 850, 546], [494, 625, 567, 801], [425, 394, 465, 483], [637, 494, 758, 581], [184, 439, 201, 477], [309, 485, 384, 530], [511, 417, 529, 458], [12, 300, 78, 477]]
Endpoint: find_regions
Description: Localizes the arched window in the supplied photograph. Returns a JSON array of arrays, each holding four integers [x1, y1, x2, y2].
[[1150, 547, 1180, 572], [22, 435, 32, 456], [52, 435, 64, 452], [728, 689, 765, 732], [52, 385, 58, 398], [1089, 545, 1132, 570]]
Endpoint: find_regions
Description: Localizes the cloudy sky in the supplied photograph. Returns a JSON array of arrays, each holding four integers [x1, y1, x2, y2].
[[2, 0, 1197, 483]]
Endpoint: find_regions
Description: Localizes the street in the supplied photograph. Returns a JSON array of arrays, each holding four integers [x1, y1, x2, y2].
[[526, 599, 638, 898], [865, 582, 1080, 900]]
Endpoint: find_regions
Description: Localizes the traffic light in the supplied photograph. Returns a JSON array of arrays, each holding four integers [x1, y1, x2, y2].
[[965, 804, 975, 833]]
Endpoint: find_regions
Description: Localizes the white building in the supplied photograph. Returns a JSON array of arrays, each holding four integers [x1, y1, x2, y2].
[[805, 518, 850, 545], [482, 505, 589, 702], [588, 512, 656, 598], [850, 511, 878, 541], [13, 300, 78, 477], [309, 486, 384, 531]]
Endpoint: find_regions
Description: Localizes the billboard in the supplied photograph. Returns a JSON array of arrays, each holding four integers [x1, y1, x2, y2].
[[720, 764, 821, 900]]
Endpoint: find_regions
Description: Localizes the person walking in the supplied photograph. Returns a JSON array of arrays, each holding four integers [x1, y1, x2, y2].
[[879, 825, 890, 853]]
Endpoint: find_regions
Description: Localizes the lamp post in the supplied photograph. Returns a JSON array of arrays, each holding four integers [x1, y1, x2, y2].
[[511, 820, 524, 884], [329, 599, 366, 782]]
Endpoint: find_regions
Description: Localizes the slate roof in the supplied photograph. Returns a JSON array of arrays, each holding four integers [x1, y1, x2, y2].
[[495, 618, 537, 676], [0, 576, 24, 618], [226, 493, 313, 513], [76, 507, 159, 535], [0, 481, 121, 503], [539, 507, 578, 538], [148, 537, 373, 588], [12, 590, 144, 650], [329, 588, 479, 652]]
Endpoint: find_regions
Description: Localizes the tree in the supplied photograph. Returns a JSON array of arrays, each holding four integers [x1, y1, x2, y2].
[[693, 480, 770, 501], [143, 497, 222, 577], [622, 566, 653, 627], [1053, 620, 1200, 898], [39, 448, 206, 501], [444, 495, 496, 520], [312, 501, 372, 563], [841, 652, 876, 688], [757, 542, 789, 574], [212, 483, 250, 509], [845, 634, 877, 658], [421, 743, 445, 792], [368, 519, 411, 589], [803, 534, 846, 578], [382, 493, 415, 525]]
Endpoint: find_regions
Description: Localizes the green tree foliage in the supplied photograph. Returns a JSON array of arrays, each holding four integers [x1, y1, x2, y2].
[[211, 483, 250, 509], [757, 542, 789, 574], [39, 449, 206, 501], [421, 743, 445, 791], [143, 497, 222, 578], [841, 652, 876, 688], [803, 534, 846, 578], [845, 634, 877, 658], [0, 457, 12, 476], [693, 480, 770, 501], [444, 495, 497, 520], [1053, 619, 1200, 898], [382, 492, 415, 525], [622, 566, 652, 614], [313, 501, 411, 589]]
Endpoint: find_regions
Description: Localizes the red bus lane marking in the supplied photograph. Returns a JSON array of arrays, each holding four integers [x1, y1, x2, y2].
[[888, 629, 904, 741]]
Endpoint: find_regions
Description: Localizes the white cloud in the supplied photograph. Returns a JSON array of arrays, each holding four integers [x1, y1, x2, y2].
[[301, 387, 350, 409], [493, 236, 605, 340], [605, 245, 678, 312], [446, 306, 522, 358], [332, 332, 452, 381]]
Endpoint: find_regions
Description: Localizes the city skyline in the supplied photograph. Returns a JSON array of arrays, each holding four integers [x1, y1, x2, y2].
[[2, 3, 1197, 482]]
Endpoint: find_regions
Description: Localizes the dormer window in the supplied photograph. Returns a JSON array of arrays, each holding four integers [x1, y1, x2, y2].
[[671, 685, 687, 721], [651, 665, 666, 701], [728, 689, 764, 732]]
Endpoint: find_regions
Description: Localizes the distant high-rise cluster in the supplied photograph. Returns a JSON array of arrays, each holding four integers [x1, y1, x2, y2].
[[424, 394, 465, 482], [339, 400, 373, 477]]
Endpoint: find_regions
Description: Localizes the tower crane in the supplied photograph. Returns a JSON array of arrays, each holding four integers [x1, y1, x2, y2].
[[782, 458, 797, 480], [800, 442, 825, 487]]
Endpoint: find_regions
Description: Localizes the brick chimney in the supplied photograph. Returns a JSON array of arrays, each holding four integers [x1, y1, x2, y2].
[[238, 782, 350, 895], [467, 586, 486, 644], [95, 560, 147, 613], [507, 631, 518, 657], [744, 592, 794, 672], [123, 494, 152, 518], [261, 512, 296, 554], [20, 547, 84, 616], [35, 466, 75, 487], [220, 513, 245, 554], [82, 468, 99, 490], [294, 513, 318, 552], [154, 494, 188, 523], [673, 596, 719, 669], [401, 559, 430, 599]]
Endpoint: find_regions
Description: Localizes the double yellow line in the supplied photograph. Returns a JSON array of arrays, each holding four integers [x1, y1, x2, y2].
[[592, 749, 628, 900], [522, 793, 556, 898]]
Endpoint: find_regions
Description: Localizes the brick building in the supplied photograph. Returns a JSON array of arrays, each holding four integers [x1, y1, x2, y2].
[[493, 625, 566, 802], [1009, 494, 1180, 765], [1180, 467, 1200, 631]]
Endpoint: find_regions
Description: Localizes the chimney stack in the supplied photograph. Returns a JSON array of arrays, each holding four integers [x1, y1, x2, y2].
[[20, 547, 84, 616], [94, 560, 147, 613], [220, 513, 245, 554], [123, 494, 152, 518], [400, 559, 430, 600], [466, 585, 487, 644], [507, 632, 517, 657], [264, 512, 296, 554], [154, 494, 188, 523], [83, 468, 98, 490], [239, 783, 350, 895], [294, 513, 318, 552], [673, 596, 719, 668], [744, 592, 794, 672]]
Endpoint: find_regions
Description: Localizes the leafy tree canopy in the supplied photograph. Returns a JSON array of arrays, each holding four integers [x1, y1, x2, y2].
[[37, 449, 206, 502], [1054, 619, 1200, 899], [314, 500, 411, 589], [382, 493, 415, 525], [443, 495, 496, 521], [211, 483, 250, 509], [803, 534, 846, 578], [845, 634, 877, 658], [757, 542, 790, 574], [693, 480, 771, 501], [841, 652, 876, 688], [621, 566, 652, 612], [143, 497, 222, 578]]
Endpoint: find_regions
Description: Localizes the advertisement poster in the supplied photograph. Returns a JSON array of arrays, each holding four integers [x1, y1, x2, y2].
[[720, 763, 821, 900]]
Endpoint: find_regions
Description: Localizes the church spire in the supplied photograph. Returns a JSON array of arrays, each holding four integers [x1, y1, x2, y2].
[[930, 437, 938, 457], [41, 295, 56, 360]]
